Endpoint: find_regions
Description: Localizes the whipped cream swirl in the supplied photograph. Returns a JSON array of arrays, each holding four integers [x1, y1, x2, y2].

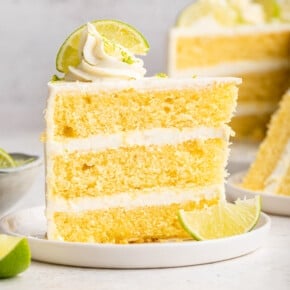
[[65, 23, 146, 81]]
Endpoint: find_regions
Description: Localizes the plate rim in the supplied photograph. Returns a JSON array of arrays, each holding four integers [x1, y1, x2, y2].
[[0, 205, 270, 249], [0, 206, 271, 268], [227, 170, 290, 201]]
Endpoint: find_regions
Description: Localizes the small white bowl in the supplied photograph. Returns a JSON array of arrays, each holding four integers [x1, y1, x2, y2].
[[0, 153, 42, 216], [226, 171, 290, 216]]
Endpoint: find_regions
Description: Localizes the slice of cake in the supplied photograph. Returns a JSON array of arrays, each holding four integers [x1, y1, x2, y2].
[[241, 89, 290, 195], [168, 0, 290, 141], [44, 21, 240, 243]]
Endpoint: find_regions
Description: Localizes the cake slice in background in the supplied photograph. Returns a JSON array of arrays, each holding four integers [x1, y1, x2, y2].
[[44, 20, 240, 243], [168, 0, 290, 142], [241, 89, 290, 195]]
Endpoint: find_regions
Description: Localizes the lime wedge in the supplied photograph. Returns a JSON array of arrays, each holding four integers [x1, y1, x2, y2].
[[0, 235, 31, 278], [176, 0, 239, 27], [56, 19, 149, 73], [0, 148, 16, 168], [176, 1, 209, 26], [255, 0, 281, 20], [179, 196, 261, 240]]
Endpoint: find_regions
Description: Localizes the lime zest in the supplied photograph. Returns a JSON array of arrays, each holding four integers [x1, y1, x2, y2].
[[51, 74, 63, 82], [120, 50, 135, 64], [155, 72, 168, 78]]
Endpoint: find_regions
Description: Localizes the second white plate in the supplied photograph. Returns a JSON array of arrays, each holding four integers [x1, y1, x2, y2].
[[0, 206, 270, 268], [227, 171, 290, 216]]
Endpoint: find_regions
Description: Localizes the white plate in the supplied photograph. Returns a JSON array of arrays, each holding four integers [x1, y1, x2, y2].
[[227, 171, 290, 216], [0, 206, 270, 269]]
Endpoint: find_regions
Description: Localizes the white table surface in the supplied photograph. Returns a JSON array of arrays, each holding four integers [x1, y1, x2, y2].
[[1, 131, 290, 290]]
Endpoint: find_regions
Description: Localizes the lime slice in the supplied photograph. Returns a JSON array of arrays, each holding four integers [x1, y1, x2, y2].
[[56, 19, 149, 73], [0, 148, 16, 168], [176, 0, 239, 27], [176, 1, 209, 26], [179, 196, 261, 240], [0, 235, 31, 278], [255, 0, 281, 20]]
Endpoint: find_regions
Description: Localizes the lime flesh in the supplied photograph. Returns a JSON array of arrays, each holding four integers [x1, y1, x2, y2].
[[179, 196, 261, 240], [0, 235, 31, 278]]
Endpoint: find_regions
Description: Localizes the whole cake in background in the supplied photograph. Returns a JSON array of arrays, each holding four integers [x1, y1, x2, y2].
[[168, 0, 290, 141], [44, 20, 240, 243], [241, 89, 290, 195]]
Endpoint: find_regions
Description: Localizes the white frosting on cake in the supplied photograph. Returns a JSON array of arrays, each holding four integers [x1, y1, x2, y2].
[[264, 140, 290, 194], [234, 102, 277, 117], [49, 77, 241, 93], [170, 23, 290, 36], [168, 60, 289, 77], [65, 23, 146, 81], [46, 184, 223, 215], [46, 126, 231, 155]]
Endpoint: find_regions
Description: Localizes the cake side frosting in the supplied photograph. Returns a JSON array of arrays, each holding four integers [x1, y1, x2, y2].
[[169, 60, 289, 77], [264, 140, 290, 193], [234, 102, 277, 117]]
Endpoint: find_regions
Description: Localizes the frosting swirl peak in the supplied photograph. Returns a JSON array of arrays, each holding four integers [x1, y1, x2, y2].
[[65, 23, 146, 81]]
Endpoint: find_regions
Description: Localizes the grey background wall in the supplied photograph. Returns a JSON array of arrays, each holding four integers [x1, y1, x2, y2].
[[0, 0, 192, 135]]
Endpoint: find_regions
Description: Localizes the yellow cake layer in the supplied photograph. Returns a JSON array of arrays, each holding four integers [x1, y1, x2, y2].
[[242, 91, 290, 192], [51, 83, 237, 139], [48, 138, 227, 199], [174, 31, 290, 69], [230, 113, 272, 141], [277, 165, 290, 196], [51, 199, 219, 243], [238, 68, 290, 102]]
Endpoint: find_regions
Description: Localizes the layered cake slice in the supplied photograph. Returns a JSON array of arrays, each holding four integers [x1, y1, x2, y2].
[[168, 0, 290, 141], [44, 20, 240, 243], [242, 89, 290, 195]]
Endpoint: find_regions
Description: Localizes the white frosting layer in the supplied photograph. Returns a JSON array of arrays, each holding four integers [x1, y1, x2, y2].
[[65, 23, 146, 81], [49, 77, 241, 92], [46, 184, 223, 215], [169, 60, 289, 77], [171, 23, 290, 36], [264, 140, 290, 194], [46, 126, 231, 155], [234, 102, 277, 117]]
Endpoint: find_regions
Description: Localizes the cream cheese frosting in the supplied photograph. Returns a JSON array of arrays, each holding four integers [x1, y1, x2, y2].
[[46, 126, 231, 155], [64, 23, 146, 81], [46, 184, 223, 215], [234, 102, 277, 117], [264, 140, 290, 194]]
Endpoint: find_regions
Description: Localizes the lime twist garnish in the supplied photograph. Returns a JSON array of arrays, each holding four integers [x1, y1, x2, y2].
[[255, 0, 281, 20], [56, 19, 149, 74], [0, 235, 31, 278], [179, 196, 261, 240], [176, 0, 283, 27], [0, 148, 16, 169]]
